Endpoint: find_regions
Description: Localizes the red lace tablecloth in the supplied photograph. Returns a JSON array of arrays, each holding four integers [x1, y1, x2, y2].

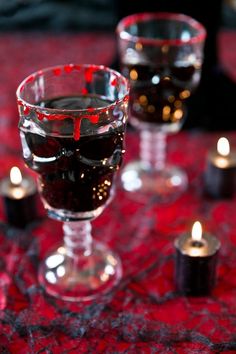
[[1, 32, 236, 354]]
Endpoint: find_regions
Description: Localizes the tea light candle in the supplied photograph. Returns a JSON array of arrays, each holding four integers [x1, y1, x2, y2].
[[0, 166, 38, 228], [204, 137, 236, 198], [174, 221, 220, 296]]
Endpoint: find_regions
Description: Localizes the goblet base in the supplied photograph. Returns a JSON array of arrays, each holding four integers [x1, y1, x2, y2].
[[121, 160, 188, 203], [38, 241, 122, 302]]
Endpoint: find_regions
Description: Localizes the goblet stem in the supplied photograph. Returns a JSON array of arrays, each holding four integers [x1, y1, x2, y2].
[[121, 128, 187, 201], [140, 130, 167, 171], [63, 221, 92, 259]]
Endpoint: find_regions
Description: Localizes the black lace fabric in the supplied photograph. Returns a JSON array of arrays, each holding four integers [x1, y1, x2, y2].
[[0, 132, 236, 352]]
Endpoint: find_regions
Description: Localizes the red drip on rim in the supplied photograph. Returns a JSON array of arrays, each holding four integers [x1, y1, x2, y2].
[[16, 64, 129, 141]]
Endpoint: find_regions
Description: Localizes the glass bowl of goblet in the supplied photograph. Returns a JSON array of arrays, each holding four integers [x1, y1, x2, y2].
[[117, 12, 206, 202], [16, 64, 129, 301]]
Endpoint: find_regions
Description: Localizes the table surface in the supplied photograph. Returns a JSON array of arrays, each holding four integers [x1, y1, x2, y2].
[[1, 32, 236, 354]]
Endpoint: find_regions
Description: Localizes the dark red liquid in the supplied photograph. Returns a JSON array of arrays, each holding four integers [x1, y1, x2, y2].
[[21, 96, 125, 213], [122, 63, 200, 128]]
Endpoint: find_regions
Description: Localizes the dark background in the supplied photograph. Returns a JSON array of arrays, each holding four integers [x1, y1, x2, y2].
[[0, 0, 236, 131]]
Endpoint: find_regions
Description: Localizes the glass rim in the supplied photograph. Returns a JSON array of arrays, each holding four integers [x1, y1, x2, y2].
[[16, 63, 129, 114], [116, 12, 207, 46]]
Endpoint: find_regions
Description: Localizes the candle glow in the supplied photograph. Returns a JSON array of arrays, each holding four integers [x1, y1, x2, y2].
[[217, 137, 230, 157], [9, 167, 25, 199], [191, 221, 202, 242], [188, 221, 207, 257], [10, 166, 22, 186], [214, 137, 231, 168]]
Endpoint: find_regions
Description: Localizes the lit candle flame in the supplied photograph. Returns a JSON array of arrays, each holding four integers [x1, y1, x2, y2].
[[217, 137, 230, 157], [10, 166, 22, 186], [191, 221, 202, 242]]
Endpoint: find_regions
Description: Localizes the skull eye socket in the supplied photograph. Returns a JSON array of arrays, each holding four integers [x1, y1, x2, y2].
[[25, 133, 61, 158], [79, 133, 123, 161]]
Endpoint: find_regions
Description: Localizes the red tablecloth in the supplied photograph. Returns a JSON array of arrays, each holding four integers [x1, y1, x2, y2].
[[1, 32, 236, 354]]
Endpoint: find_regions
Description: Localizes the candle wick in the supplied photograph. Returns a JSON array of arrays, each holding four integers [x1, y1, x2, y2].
[[11, 181, 20, 187], [191, 240, 204, 248]]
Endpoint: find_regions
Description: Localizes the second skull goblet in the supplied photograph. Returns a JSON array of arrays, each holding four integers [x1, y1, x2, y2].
[[117, 12, 206, 202]]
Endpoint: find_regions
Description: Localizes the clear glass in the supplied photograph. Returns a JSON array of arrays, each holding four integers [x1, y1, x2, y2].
[[16, 64, 129, 301], [117, 12, 206, 202]]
